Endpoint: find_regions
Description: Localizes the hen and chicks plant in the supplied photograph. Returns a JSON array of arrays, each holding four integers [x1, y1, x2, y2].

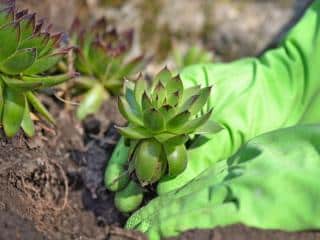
[[69, 18, 145, 120], [117, 68, 222, 186], [0, 0, 75, 137]]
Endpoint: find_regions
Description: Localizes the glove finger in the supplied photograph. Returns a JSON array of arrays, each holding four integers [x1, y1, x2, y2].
[[127, 183, 234, 233], [114, 180, 144, 213], [104, 137, 130, 191], [125, 195, 164, 230], [146, 202, 238, 239]]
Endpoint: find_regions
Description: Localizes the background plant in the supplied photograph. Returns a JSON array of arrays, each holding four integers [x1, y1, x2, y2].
[[117, 68, 223, 186], [69, 18, 146, 120], [173, 45, 214, 71], [0, 0, 75, 137]]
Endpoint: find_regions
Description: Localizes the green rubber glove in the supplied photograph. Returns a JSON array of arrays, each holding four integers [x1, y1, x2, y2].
[[105, 0, 320, 213], [122, 2, 320, 238], [126, 124, 320, 239]]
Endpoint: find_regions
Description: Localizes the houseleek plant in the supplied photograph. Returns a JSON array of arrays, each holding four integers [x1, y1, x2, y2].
[[0, 0, 75, 137], [69, 18, 145, 120], [117, 68, 223, 186]]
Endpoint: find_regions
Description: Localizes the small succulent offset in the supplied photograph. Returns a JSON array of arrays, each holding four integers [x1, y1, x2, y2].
[[117, 68, 222, 186], [69, 18, 145, 120], [0, 0, 75, 137]]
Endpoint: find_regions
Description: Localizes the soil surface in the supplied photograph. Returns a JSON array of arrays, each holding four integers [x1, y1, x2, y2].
[[0, 97, 145, 240], [0, 0, 319, 240], [0, 211, 45, 240]]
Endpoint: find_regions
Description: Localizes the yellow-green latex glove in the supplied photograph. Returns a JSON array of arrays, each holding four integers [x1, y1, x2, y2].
[[105, 0, 320, 233], [126, 124, 320, 239]]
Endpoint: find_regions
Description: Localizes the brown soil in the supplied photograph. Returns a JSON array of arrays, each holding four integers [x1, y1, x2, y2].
[[0, 211, 45, 240], [0, 96, 145, 240]]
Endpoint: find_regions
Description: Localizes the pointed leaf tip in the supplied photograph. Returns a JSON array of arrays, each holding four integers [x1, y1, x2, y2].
[[188, 86, 212, 115]]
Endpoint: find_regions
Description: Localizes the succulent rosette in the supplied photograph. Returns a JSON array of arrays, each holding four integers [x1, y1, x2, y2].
[[117, 68, 223, 185], [69, 18, 146, 120], [0, 0, 75, 137]]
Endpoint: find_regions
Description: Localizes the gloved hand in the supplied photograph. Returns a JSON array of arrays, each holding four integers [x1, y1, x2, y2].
[[126, 124, 320, 239], [105, 0, 320, 233], [105, 0, 320, 201]]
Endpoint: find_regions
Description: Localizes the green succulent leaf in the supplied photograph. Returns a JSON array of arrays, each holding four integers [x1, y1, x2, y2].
[[88, 42, 109, 78], [80, 32, 94, 58], [164, 134, 189, 146], [19, 32, 49, 52], [134, 76, 146, 109], [194, 119, 223, 135], [18, 13, 36, 41], [167, 91, 180, 106], [24, 53, 64, 75], [187, 135, 211, 150], [124, 81, 140, 116], [167, 110, 191, 130], [101, 58, 123, 89], [111, 56, 145, 81], [154, 81, 166, 107], [158, 104, 175, 121], [141, 91, 153, 110], [76, 83, 108, 120], [0, 6, 14, 28], [26, 91, 55, 124], [3, 87, 25, 137], [0, 23, 20, 62], [164, 144, 188, 177], [152, 66, 171, 90], [134, 139, 166, 184], [116, 126, 151, 139], [154, 133, 176, 143], [166, 75, 183, 95], [39, 33, 62, 57], [22, 73, 76, 89], [21, 100, 35, 137], [118, 96, 143, 126], [1, 75, 42, 90], [181, 85, 201, 103], [143, 108, 165, 132], [0, 48, 37, 75], [74, 51, 92, 75], [175, 108, 213, 134], [189, 86, 212, 114], [178, 94, 199, 113]]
